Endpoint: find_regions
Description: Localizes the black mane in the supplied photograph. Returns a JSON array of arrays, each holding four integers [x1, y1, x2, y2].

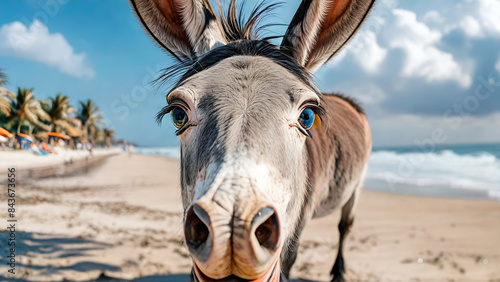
[[157, 40, 314, 91], [217, 0, 281, 42]]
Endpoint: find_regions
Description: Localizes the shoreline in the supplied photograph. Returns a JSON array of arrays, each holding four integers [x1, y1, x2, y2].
[[0, 149, 120, 182], [0, 153, 498, 281]]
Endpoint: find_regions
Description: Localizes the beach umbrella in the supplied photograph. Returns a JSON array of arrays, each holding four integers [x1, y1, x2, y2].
[[17, 132, 34, 142], [0, 126, 13, 138], [48, 132, 71, 140]]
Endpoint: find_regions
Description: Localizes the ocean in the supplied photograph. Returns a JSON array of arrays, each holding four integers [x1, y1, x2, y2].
[[136, 143, 500, 201]]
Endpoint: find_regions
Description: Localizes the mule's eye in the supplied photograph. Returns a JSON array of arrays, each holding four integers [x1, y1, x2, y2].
[[171, 107, 188, 129], [299, 108, 315, 130]]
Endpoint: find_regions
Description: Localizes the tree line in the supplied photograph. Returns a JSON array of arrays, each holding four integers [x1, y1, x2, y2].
[[0, 68, 116, 147]]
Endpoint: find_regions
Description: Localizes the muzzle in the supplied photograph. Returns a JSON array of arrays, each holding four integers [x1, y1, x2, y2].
[[184, 194, 282, 281]]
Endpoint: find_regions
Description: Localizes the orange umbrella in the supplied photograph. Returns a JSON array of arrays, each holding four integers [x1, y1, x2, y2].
[[0, 127, 13, 138], [17, 132, 34, 142], [41, 142, 56, 154], [48, 132, 70, 140]]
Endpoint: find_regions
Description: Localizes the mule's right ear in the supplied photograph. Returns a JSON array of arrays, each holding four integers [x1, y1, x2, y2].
[[130, 0, 226, 60], [281, 0, 376, 72]]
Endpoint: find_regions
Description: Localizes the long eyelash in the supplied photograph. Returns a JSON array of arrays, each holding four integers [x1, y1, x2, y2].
[[311, 104, 326, 120], [300, 99, 326, 121], [306, 129, 313, 139], [156, 104, 175, 125], [156, 99, 191, 125], [295, 101, 325, 139], [175, 123, 194, 136]]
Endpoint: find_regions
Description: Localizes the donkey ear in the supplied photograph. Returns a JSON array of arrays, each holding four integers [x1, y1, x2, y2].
[[281, 0, 375, 72], [130, 0, 226, 60]]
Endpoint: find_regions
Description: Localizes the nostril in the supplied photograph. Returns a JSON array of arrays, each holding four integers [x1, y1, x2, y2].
[[252, 207, 280, 250], [255, 222, 272, 248], [185, 204, 210, 249]]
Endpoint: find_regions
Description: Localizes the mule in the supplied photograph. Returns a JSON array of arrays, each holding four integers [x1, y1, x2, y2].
[[130, 0, 374, 281]]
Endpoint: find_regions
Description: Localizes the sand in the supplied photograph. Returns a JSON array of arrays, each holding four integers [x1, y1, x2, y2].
[[0, 153, 499, 281]]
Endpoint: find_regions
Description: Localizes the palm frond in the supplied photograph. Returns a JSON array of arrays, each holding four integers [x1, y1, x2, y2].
[[0, 69, 7, 86], [0, 97, 11, 116], [0, 87, 16, 100]]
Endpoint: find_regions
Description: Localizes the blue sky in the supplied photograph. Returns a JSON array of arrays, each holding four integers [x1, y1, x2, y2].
[[1, 0, 499, 147]]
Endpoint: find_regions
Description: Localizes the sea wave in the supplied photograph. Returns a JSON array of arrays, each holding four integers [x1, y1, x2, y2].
[[366, 150, 500, 193], [135, 146, 180, 159]]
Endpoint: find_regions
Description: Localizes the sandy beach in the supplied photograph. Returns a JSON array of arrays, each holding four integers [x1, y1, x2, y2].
[[0, 153, 499, 281]]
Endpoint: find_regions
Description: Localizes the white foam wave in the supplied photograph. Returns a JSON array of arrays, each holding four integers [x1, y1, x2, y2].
[[135, 146, 180, 159], [367, 150, 500, 193]]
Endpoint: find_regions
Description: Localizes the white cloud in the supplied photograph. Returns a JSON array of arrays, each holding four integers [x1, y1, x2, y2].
[[351, 83, 386, 105], [351, 30, 388, 73], [476, 0, 500, 36], [427, 0, 500, 39], [325, 17, 387, 73], [422, 10, 445, 25], [0, 20, 94, 78], [388, 9, 472, 88], [458, 16, 484, 38], [496, 57, 500, 74], [326, 8, 471, 88]]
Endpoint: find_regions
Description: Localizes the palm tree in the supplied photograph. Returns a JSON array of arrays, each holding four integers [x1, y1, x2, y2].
[[4, 88, 49, 133], [0, 69, 12, 117], [0, 88, 14, 117], [41, 93, 79, 134], [88, 123, 99, 144], [103, 128, 115, 148], [78, 99, 102, 142]]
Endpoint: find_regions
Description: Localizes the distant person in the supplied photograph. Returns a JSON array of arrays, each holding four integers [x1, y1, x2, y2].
[[88, 143, 94, 158], [58, 139, 65, 148], [128, 144, 134, 157], [0, 136, 8, 150]]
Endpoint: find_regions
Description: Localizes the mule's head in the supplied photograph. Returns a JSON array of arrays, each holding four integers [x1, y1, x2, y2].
[[131, 0, 374, 280]]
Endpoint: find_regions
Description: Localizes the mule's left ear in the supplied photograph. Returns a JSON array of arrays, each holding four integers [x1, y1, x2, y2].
[[130, 0, 225, 60], [281, 0, 376, 72]]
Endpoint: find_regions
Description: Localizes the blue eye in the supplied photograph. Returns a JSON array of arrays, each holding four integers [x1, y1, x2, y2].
[[299, 108, 315, 130], [171, 107, 188, 129]]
